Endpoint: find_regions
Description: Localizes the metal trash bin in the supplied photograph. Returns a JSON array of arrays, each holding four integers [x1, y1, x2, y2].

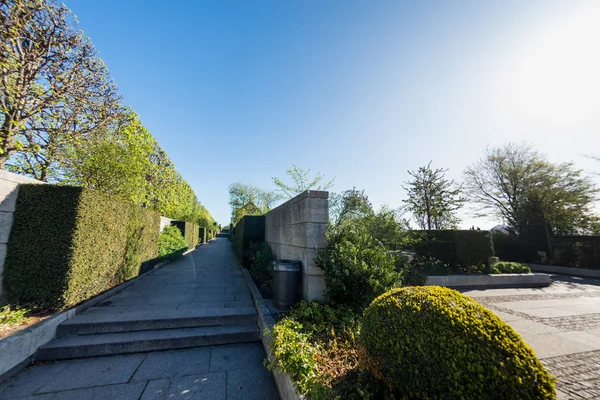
[[273, 260, 301, 309]]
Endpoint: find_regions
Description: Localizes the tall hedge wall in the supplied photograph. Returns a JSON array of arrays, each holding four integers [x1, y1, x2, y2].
[[4, 184, 160, 310], [413, 230, 494, 272], [171, 221, 199, 249], [231, 215, 265, 267]]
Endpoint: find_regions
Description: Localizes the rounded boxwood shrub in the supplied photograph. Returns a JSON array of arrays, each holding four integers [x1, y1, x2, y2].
[[492, 261, 531, 274], [359, 286, 555, 399]]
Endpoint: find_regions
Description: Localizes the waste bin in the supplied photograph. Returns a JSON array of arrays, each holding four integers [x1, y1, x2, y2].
[[273, 259, 301, 309]]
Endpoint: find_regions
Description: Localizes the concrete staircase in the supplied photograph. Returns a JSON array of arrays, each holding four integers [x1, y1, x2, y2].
[[36, 307, 259, 361]]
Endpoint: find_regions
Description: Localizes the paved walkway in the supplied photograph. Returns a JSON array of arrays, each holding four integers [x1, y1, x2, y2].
[[465, 275, 600, 400], [0, 238, 280, 400]]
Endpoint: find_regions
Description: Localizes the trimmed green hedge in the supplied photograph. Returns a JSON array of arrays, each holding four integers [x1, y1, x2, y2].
[[413, 230, 494, 272], [492, 261, 531, 274], [171, 221, 199, 249], [158, 225, 188, 261], [360, 286, 555, 399], [4, 184, 159, 310]]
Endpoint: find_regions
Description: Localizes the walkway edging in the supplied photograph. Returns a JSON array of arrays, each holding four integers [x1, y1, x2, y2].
[[241, 267, 303, 400], [0, 249, 198, 382]]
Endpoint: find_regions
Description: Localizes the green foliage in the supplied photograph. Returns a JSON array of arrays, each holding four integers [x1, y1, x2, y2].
[[492, 261, 531, 274], [402, 256, 451, 286], [359, 286, 555, 399], [0, 305, 30, 326], [412, 230, 494, 272], [317, 222, 401, 309], [492, 231, 537, 263], [272, 164, 335, 199], [269, 302, 363, 398], [158, 225, 188, 261], [248, 242, 274, 296], [228, 182, 280, 224], [403, 161, 464, 230], [464, 142, 599, 237], [328, 187, 373, 227], [4, 184, 159, 310], [269, 319, 320, 395], [284, 301, 358, 342]]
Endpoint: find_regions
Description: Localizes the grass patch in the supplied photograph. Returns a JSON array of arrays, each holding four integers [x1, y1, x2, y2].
[[0, 304, 52, 339]]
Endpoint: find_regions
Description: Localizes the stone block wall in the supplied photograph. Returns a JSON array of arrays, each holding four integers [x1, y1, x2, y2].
[[265, 190, 329, 301], [0, 171, 44, 300], [159, 216, 173, 232]]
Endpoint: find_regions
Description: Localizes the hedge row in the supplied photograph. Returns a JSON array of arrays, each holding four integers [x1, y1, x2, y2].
[[230, 215, 265, 267], [171, 221, 199, 249], [413, 230, 494, 272], [4, 184, 159, 310]]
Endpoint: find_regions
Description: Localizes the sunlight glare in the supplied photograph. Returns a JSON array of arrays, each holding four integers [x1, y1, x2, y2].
[[508, 5, 600, 124]]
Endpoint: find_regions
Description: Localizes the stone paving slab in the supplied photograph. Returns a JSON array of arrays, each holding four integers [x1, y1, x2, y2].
[[466, 274, 600, 398], [0, 342, 278, 400]]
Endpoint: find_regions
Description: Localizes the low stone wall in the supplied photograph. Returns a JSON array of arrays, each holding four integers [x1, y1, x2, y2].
[[265, 190, 328, 301], [426, 273, 551, 289], [0, 171, 44, 300], [528, 264, 600, 279]]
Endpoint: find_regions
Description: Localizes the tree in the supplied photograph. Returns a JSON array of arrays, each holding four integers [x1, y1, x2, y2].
[[228, 182, 280, 224], [403, 162, 464, 230], [1, 0, 122, 177], [272, 164, 334, 199], [329, 187, 373, 227], [464, 143, 598, 243]]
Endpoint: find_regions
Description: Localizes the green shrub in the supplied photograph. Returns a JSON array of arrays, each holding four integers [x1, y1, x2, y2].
[[492, 261, 531, 274], [359, 286, 555, 399], [317, 224, 401, 309], [5, 185, 159, 310], [284, 300, 358, 341], [248, 242, 274, 296], [269, 319, 320, 395], [413, 230, 494, 272], [158, 225, 188, 261], [172, 221, 199, 249], [402, 256, 451, 286]]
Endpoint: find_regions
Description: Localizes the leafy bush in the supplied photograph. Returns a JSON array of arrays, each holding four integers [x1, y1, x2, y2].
[[413, 230, 494, 272], [269, 302, 365, 399], [317, 224, 401, 309], [402, 256, 451, 286], [269, 319, 320, 395], [248, 242, 274, 296], [359, 286, 555, 399], [158, 225, 188, 261], [171, 221, 199, 249], [284, 301, 358, 341], [492, 261, 531, 274], [5, 185, 159, 310]]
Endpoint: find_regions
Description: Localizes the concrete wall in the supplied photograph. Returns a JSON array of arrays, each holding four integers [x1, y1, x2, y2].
[[265, 190, 329, 301], [0, 171, 45, 300], [159, 216, 173, 232]]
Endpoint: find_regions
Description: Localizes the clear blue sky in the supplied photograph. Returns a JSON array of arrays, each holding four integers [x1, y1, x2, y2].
[[65, 0, 600, 227]]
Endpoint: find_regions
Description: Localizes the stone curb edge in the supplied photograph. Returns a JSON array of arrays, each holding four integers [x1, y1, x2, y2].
[[0, 247, 201, 382], [240, 266, 304, 400], [528, 264, 600, 279]]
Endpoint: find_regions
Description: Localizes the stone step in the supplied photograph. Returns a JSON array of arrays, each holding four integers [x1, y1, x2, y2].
[[36, 324, 260, 361], [57, 307, 257, 336]]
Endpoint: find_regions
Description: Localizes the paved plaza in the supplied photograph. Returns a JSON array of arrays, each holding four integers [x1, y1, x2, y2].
[[466, 275, 600, 399]]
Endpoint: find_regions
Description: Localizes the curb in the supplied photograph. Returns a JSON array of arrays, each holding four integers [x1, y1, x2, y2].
[[0, 249, 198, 382], [240, 267, 303, 400]]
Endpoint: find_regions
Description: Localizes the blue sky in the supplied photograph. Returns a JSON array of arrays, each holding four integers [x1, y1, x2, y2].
[[65, 0, 600, 227]]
